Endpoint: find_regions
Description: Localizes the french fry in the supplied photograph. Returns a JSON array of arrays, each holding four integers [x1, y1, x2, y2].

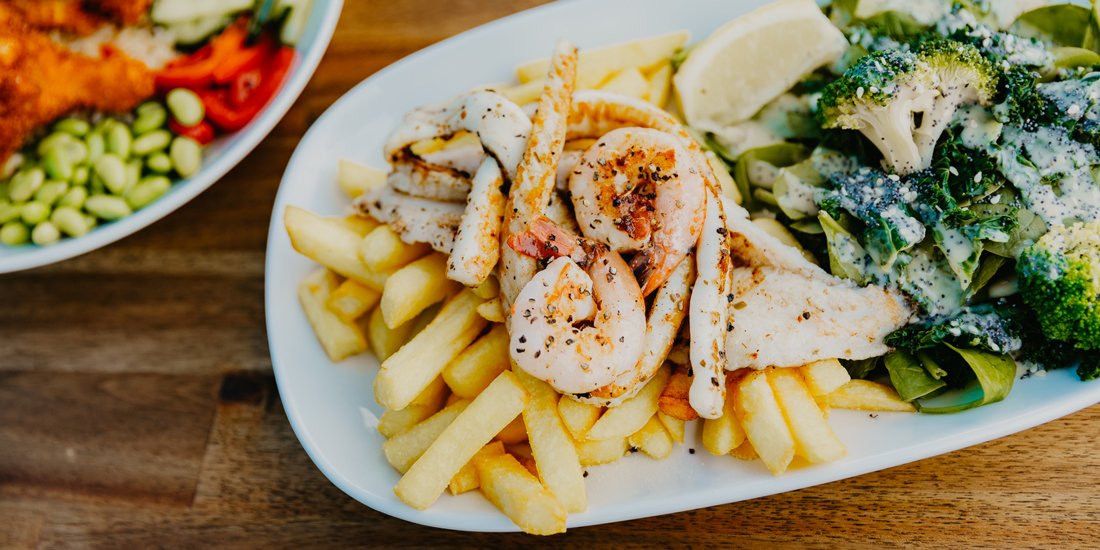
[[496, 415, 528, 445], [498, 79, 544, 105], [557, 397, 602, 442], [298, 269, 368, 361], [702, 377, 746, 456], [377, 376, 449, 438], [285, 206, 390, 291], [443, 324, 510, 398], [359, 225, 431, 272], [768, 368, 846, 464], [409, 132, 479, 157], [394, 371, 528, 510], [476, 453, 567, 536], [627, 416, 673, 459], [576, 437, 629, 466], [375, 289, 487, 411], [733, 370, 796, 475], [339, 215, 380, 237], [383, 400, 470, 474], [380, 253, 460, 329], [800, 358, 852, 396], [506, 442, 537, 476], [824, 379, 916, 412], [730, 439, 758, 461], [587, 365, 671, 441], [515, 30, 690, 87], [598, 67, 649, 99], [449, 441, 506, 495], [645, 62, 673, 107], [472, 275, 500, 299], [657, 411, 685, 444], [512, 368, 587, 513], [476, 297, 506, 323], [659, 363, 699, 421], [338, 159, 387, 198], [326, 279, 381, 323], [364, 306, 414, 361]]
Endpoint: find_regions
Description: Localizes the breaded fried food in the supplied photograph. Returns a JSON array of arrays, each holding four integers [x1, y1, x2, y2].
[[0, 16, 154, 161], [0, 1, 152, 34], [90, 0, 153, 26]]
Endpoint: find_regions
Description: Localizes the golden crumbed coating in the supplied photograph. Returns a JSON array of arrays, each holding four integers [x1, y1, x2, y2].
[[0, 0, 152, 34]]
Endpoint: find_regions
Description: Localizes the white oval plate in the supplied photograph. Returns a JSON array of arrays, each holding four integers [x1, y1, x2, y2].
[[0, 0, 343, 274], [266, 0, 1100, 532]]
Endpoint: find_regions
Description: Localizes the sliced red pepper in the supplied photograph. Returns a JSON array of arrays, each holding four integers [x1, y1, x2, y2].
[[231, 67, 263, 107], [169, 119, 216, 145], [212, 35, 275, 84], [202, 47, 296, 132], [156, 21, 248, 89]]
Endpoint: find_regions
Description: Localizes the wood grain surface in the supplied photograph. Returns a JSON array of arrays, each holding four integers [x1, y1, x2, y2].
[[2, 1, 1099, 547]]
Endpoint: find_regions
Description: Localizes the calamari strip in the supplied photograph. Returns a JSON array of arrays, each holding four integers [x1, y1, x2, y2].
[[447, 158, 506, 286], [355, 185, 464, 253], [688, 186, 733, 419]]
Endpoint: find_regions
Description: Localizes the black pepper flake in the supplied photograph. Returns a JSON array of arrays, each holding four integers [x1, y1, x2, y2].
[[629, 446, 639, 453], [726, 294, 734, 303], [711, 376, 720, 387], [801, 311, 811, 320], [583, 471, 589, 478], [688, 448, 696, 454], [716, 227, 727, 235], [518, 335, 527, 343], [516, 348, 526, 354]]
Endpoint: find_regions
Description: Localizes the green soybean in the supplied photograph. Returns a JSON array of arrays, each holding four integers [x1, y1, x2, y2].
[[166, 88, 205, 126], [36, 132, 75, 158], [9, 168, 45, 202], [85, 194, 132, 220], [126, 159, 142, 192], [31, 221, 60, 246], [51, 206, 89, 237], [132, 104, 167, 135], [20, 201, 50, 225], [125, 176, 171, 209], [107, 123, 132, 158], [0, 201, 20, 223], [34, 181, 68, 206], [84, 214, 97, 230], [132, 130, 171, 156], [136, 101, 162, 117], [0, 221, 29, 245], [72, 165, 90, 186], [146, 152, 173, 173], [54, 117, 90, 137], [61, 139, 89, 165], [93, 154, 127, 194], [59, 186, 87, 209], [43, 147, 74, 181], [85, 131, 105, 163], [170, 136, 203, 178]]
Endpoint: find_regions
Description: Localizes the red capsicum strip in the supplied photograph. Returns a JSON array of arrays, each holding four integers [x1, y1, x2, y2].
[[201, 47, 296, 132], [169, 119, 216, 145], [156, 21, 248, 89]]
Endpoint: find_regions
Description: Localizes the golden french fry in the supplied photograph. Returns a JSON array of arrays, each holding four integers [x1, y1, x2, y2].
[[656, 411, 685, 444], [800, 358, 852, 396], [497, 79, 545, 105], [285, 206, 391, 291], [824, 379, 916, 412], [375, 289, 487, 411], [359, 225, 432, 273], [472, 275, 500, 299], [557, 397, 602, 442], [587, 365, 671, 441], [645, 62, 672, 107], [364, 306, 414, 362], [394, 371, 528, 510], [768, 368, 846, 464], [476, 297, 506, 323], [495, 415, 528, 445], [378, 376, 450, 438], [512, 368, 587, 513], [449, 440, 506, 495], [443, 324, 510, 398], [338, 159, 387, 198], [730, 439, 758, 461], [383, 400, 470, 474], [298, 269, 368, 361], [576, 437, 629, 466], [516, 30, 690, 87], [476, 453, 567, 536], [702, 377, 746, 456], [733, 370, 796, 475], [326, 278, 382, 323], [627, 416, 673, 459], [658, 363, 699, 421], [338, 215, 380, 237], [598, 67, 649, 99], [381, 253, 460, 329]]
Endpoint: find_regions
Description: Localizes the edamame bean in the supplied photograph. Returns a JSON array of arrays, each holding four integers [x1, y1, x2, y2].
[[93, 154, 127, 194], [107, 123, 132, 158], [61, 139, 89, 165], [72, 165, 90, 186], [36, 132, 75, 157], [85, 131, 105, 163], [34, 181, 68, 206], [136, 101, 162, 117], [0, 201, 20, 224], [51, 206, 89, 237], [125, 176, 171, 209], [20, 201, 50, 225], [166, 88, 205, 127], [131, 129, 172, 156], [146, 152, 173, 173], [132, 104, 167, 135], [85, 194, 132, 220], [170, 136, 203, 178], [125, 159, 142, 192], [84, 214, 97, 230], [0, 221, 28, 245], [43, 147, 74, 181], [54, 118, 90, 137], [59, 186, 87, 209], [31, 221, 60, 246], [8, 168, 44, 202]]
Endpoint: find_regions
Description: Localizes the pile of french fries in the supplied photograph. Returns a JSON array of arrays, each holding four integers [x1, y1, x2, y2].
[[283, 34, 917, 536]]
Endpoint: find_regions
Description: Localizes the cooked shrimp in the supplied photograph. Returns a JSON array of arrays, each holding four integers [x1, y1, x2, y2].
[[569, 127, 706, 296], [509, 251, 646, 394], [448, 158, 506, 286], [688, 186, 733, 419]]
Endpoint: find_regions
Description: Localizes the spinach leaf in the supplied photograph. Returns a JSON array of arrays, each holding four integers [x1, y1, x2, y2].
[[916, 345, 1016, 414], [885, 351, 947, 402], [842, 357, 881, 379], [819, 210, 872, 283], [733, 143, 809, 209], [1051, 46, 1100, 69]]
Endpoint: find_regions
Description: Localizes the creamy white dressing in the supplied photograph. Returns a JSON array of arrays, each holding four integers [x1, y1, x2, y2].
[[955, 104, 1003, 149]]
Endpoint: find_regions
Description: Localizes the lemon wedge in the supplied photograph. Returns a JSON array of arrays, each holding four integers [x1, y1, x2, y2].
[[673, 0, 848, 130]]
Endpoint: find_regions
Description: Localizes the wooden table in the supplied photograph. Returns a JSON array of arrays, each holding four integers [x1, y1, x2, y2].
[[2, 1, 1098, 547]]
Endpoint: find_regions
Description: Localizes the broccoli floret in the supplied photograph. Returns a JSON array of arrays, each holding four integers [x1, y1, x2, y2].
[[817, 166, 926, 268], [818, 40, 998, 175], [1017, 221, 1100, 350], [886, 302, 1023, 354], [1035, 72, 1100, 149], [936, 6, 1053, 70]]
